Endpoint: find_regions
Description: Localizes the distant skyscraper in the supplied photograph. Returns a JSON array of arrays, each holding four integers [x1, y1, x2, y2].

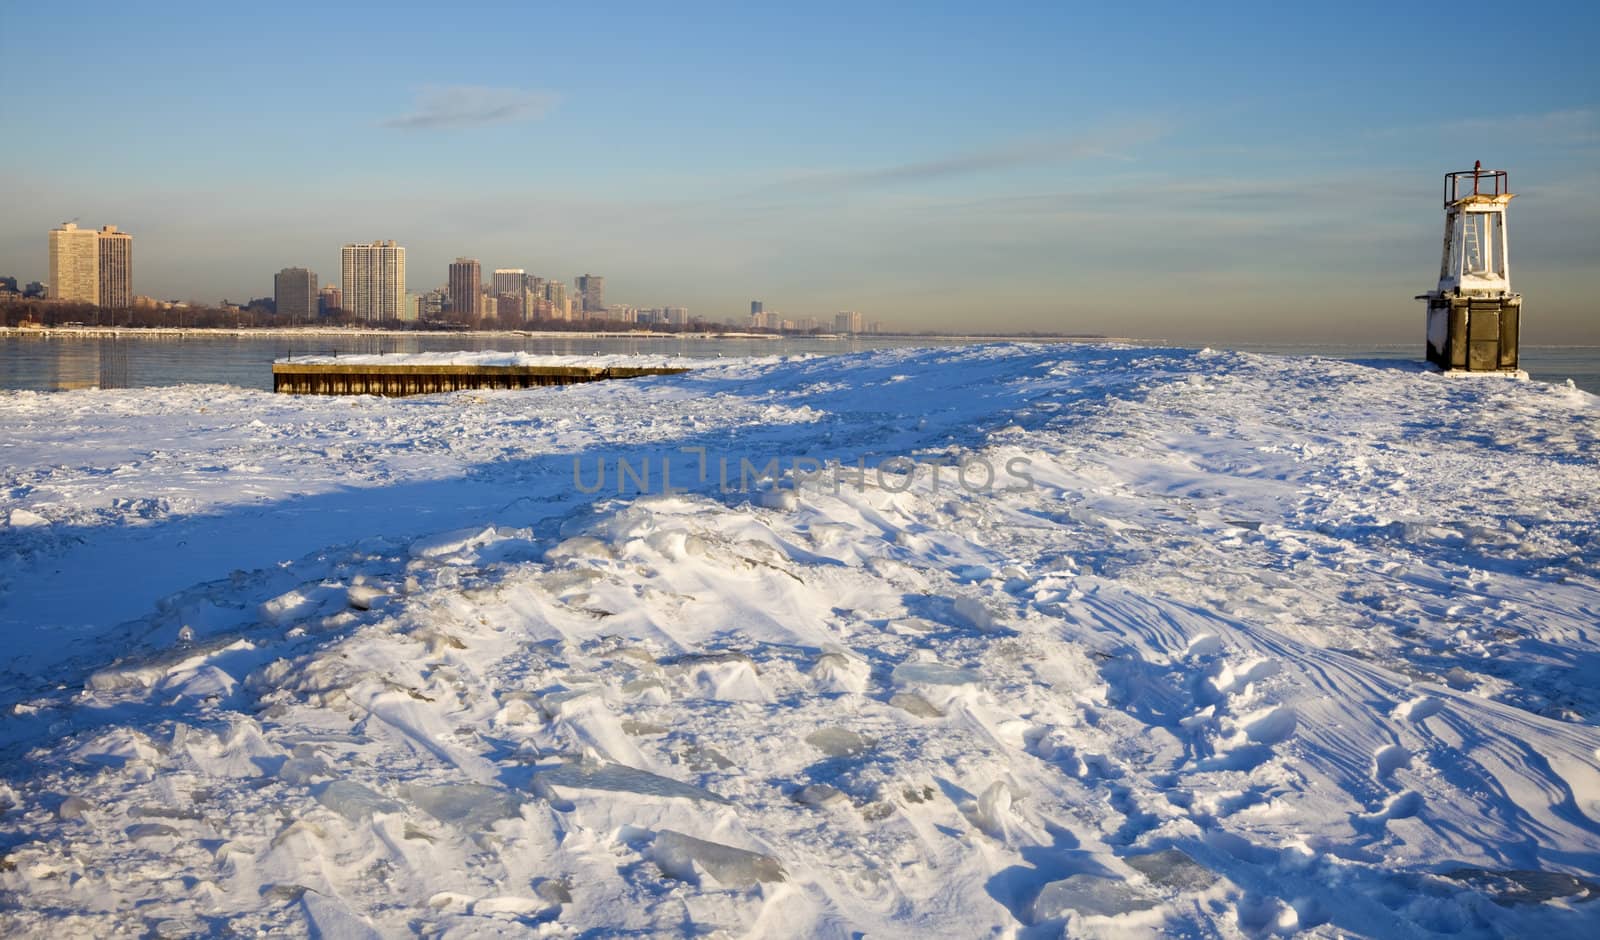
[[576, 274, 604, 314], [835, 311, 864, 334], [449, 258, 482, 323], [318, 284, 342, 316], [492, 268, 524, 298], [341, 241, 405, 321], [95, 225, 133, 309], [274, 267, 318, 322], [751, 300, 764, 317], [48, 222, 99, 303]]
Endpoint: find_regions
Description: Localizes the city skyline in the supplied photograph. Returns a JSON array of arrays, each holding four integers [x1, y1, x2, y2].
[[1, 3, 1596, 342]]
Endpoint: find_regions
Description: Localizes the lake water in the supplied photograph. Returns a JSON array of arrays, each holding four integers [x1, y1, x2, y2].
[[2, 332, 1598, 395]]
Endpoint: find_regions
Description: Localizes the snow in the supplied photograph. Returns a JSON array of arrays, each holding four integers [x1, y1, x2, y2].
[[1, 343, 1599, 936], [278, 350, 718, 369]]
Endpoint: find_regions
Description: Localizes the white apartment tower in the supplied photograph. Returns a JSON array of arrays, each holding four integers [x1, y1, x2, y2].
[[341, 240, 406, 322], [48, 222, 101, 304]]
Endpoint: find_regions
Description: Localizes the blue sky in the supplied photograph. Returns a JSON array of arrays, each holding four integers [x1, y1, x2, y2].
[[2, 1, 1596, 341]]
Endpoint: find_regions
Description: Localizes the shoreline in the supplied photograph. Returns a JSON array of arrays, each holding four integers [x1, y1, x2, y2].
[[0, 325, 1125, 343]]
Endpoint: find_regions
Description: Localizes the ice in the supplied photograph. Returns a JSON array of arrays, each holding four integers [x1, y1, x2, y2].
[[8, 508, 48, 527], [279, 746, 335, 785], [6, 343, 1600, 937], [805, 727, 874, 758], [1030, 873, 1160, 922], [810, 652, 869, 693], [56, 796, 92, 821], [534, 760, 733, 803], [346, 584, 388, 611], [316, 780, 402, 823], [968, 781, 1018, 838], [409, 525, 505, 559], [651, 829, 787, 887], [534, 878, 573, 904], [125, 823, 181, 841], [401, 783, 525, 832], [792, 783, 848, 807], [1124, 848, 1218, 892], [1443, 867, 1600, 905], [890, 692, 945, 717], [891, 662, 980, 687]]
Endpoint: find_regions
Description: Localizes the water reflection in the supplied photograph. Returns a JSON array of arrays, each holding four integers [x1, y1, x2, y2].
[[0, 332, 928, 392]]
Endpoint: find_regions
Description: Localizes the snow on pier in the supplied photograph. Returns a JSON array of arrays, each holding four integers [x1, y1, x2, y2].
[[272, 351, 701, 396]]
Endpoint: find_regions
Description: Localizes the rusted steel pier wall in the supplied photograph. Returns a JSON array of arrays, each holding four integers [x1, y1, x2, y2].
[[272, 363, 689, 396]]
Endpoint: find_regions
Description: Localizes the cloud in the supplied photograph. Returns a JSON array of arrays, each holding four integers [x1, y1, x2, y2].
[[381, 85, 558, 130], [755, 121, 1169, 196]]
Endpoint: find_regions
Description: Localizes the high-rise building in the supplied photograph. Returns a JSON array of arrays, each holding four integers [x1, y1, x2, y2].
[[576, 274, 604, 314], [96, 225, 133, 309], [318, 284, 343, 316], [48, 222, 100, 304], [341, 241, 405, 321], [834, 311, 864, 334], [448, 258, 482, 324], [492, 268, 525, 298], [496, 291, 523, 325], [545, 280, 566, 318], [274, 267, 318, 322], [751, 300, 764, 317]]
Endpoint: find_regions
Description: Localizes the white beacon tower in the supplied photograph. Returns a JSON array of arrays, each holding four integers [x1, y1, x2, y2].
[[1417, 162, 1520, 372]]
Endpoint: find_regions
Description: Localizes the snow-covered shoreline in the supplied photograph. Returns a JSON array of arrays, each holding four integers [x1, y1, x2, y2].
[[1, 344, 1597, 937]]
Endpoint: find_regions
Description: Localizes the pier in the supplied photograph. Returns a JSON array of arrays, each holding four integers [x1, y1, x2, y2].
[[271, 361, 690, 396]]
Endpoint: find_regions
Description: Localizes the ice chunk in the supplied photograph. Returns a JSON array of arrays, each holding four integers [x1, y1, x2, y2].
[[805, 727, 874, 758], [8, 508, 48, 527], [665, 652, 769, 702], [1443, 867, 1600, 905], [471, 896, 543, 915], [952, 596, 999, 631], [346, 584, 388, 611], [534, 878, 573, 904], [792, 784, 848, 807], [1030, 873, 1160, 922], [652, 829, 786, 887], [410, 525, 502, 560], [890, 692, 945, 718], [534, 760, 732, 804], [402, 783, 524, 832], [621, 719, 669, 736], [1125, 848, 1218, 892], [892, 662, 980, 686], [126, 823, 181, 841], [968, 781, 1019, 837], [57, 796, 92, 821], [679, 744, 735, 771], [545, 536, 617, 562], [810, 653, 869, 693], [316, 780, 402, 823], [279, 747, 334, 785]]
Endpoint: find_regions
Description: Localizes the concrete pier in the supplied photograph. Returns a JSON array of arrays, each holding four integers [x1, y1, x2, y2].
[[272, 362, 689, 396]]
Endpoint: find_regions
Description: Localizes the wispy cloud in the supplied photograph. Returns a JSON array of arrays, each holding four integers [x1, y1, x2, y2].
[[754, 121, 1169, 196], [381, 85, 558, 130], [1372, 108, 1598, 145]]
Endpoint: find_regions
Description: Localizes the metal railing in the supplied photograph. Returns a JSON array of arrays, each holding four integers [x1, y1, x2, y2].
[[1444, 161, 1509, 205]]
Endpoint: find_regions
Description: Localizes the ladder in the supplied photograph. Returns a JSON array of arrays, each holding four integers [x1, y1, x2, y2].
[[1463, 214, 1485, 275]]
